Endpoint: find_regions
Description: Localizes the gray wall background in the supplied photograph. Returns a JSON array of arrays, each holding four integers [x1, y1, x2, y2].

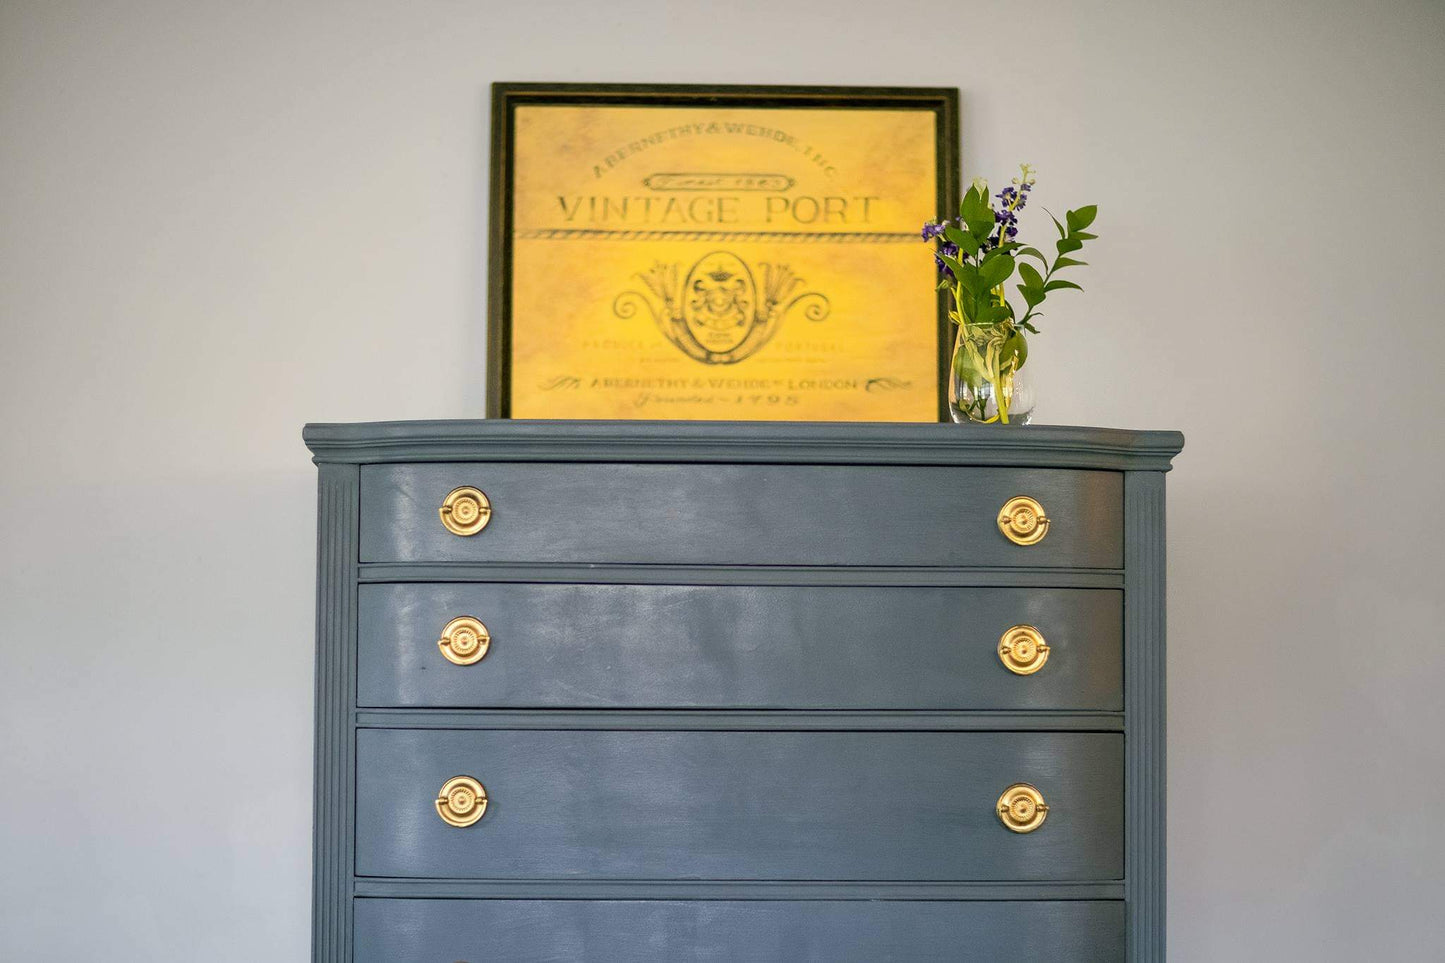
[[3, 0, 1443, 958]]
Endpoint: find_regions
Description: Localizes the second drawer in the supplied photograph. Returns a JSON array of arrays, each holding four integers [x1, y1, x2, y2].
[[358, 584, 1122, 710]]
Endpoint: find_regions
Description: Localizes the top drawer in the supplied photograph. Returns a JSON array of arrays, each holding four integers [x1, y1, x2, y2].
[[359, 463, 1122, 568]]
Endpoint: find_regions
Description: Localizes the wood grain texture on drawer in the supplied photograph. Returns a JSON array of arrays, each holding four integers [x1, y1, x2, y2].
[[355, 729, 1122, 881], [353, 898, 1126, 963], [358, 584, 1122, 710], [358, 463, 1123, 567]]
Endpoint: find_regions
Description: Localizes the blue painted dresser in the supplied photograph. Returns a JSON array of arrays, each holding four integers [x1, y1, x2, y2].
[[304, 420, 1184, 962]]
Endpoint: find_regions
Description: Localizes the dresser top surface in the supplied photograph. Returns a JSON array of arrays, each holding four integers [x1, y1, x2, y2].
[[303, 420, 1183, 470]]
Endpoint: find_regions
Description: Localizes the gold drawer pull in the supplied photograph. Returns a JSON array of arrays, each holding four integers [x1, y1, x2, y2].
[[440, 486, 491, 536], [998, 495, 1049, 545], [436, 776, 488, 827], [438, 616, 491, 666], [997, 783, 1049, 833], [998, 625, 1050, 675]]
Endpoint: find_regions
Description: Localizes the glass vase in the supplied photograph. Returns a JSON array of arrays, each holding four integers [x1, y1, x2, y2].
[[949, 356, 1036, 425]]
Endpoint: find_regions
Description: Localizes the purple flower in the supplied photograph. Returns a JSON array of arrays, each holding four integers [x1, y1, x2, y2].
[[997, 186, 1028, 212], [934, 239, 959, 278], [925, 220, 964, 278]]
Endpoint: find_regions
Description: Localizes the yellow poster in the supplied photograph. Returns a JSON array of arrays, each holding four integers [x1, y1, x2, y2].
[[506, 104, 942, 421]]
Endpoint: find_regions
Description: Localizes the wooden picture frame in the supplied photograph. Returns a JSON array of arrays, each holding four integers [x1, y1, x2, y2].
[[488, 83, 960, 421]]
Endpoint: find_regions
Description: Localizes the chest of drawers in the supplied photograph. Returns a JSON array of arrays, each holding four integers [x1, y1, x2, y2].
[[305, 420, 1183, 962]]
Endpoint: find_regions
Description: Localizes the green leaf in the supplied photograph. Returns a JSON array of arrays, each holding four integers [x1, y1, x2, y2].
[[953, 341, 988, 391], [1066, 205, 1098, 232], [1045, 208, 1067, 238], [938, 254, 969, 282], [1044, 279, 1083, 292], [945, 225, 982, 258], [960, 186, 998, 241], [1017, 283, 1045, 308], [960, 185, 992, 225], [981, 303, 1013, 325], [1070, 231, 1097, 241], [1017, 262, 1045, 292], [952, 260, 981, 299], [966, 217, 996, 242], [999, 330, 1028, 371], [973, 288, 996, 321], [1056, 237, 1084, 255], [979, 253, 1016, 288], [953, 346, 978, 382], [1052, 257, 1088, 269], [1017, 246, 1048, 263]]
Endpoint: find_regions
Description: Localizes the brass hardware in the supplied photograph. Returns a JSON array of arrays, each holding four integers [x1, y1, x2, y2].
[[998, 625, 1050, 675], [440, 486, 491, 536], [438, 616, 491, 666], [436, 776, 488, 828], [997, 783, 1049, 833], [998, 495, 1049, 546]]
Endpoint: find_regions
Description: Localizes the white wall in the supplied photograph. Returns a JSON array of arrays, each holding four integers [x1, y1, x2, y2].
[[3, 0, 1442, 958]]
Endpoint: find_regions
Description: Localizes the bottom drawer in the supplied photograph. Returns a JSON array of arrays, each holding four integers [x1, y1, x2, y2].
[[353, 898, 1126, 962]]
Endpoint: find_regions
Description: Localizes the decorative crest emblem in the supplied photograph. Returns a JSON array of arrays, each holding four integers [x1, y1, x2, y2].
[[613, 251, 830, 365]]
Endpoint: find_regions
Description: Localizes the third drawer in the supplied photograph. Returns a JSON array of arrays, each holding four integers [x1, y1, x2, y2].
[[358, 584, 1122, 710], [356, 729, 1123, 881]]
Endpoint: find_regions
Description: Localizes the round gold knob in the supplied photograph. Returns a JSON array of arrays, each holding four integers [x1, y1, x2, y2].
[[998, 625, 1050, 675], [436, 776, 488, 827], [997, 783, 1049, 833], [438, 616, 491, 666], [440, 486, 491, 536], [998, 495, 1049, 546]]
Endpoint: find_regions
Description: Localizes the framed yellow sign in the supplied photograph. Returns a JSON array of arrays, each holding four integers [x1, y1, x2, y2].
[[487, 83, 959, 421]]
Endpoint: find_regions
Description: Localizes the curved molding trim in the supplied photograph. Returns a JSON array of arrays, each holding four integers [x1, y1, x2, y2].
[[304, 419, 1184, 471]]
